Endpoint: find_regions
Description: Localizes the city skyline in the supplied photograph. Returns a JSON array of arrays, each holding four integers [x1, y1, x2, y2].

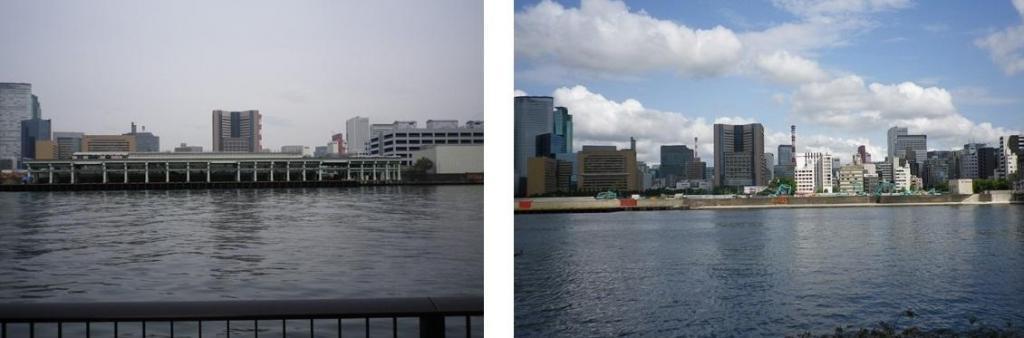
[[514, 0, 1024, 165], [0, 1, 483, 152]]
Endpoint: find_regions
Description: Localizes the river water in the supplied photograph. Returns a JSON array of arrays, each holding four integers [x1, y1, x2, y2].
[[515, 205, 1024, 336], [0, 185, 482, 336]]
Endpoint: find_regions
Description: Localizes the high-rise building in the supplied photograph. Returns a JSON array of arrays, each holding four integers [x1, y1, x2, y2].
[[895, 134, 927, 164], [515, 96, 554, 194], [713, 123, 765, 188], [553, 107, 573, 154], [212, 110, 262, 152], [659, 145, 694, 183], [82, 135, 137, 152], [978, 146, 998, 179], [893, 159, 912, 191], [123, 122, 160, 152], [53, 132, 84, 160], [367, 120, 484, 166], [959, 143, 984, 179], [535, 133, 566, 158], [20, 118, 51, 161], [577, 145, 638, 192], [345, 116, 370, 155], [526, 157, 557, 196], [887, 126, 908, 161], [763, 153, 775, 182], [0, 83, 34, 169], [775, 144, 796, 180]]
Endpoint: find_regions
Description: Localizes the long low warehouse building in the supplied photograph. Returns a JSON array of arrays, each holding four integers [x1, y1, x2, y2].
[[24, 152, 403, 184]]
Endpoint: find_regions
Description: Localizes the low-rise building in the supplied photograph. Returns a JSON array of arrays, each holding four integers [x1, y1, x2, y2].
[[174, 143, 203, 153], [577, 145, 638, 192], [950, 179, 973, 195], [408, 144, 483, 174], [369, 120, 484, 166], [838, 164, 865, 194], [83, 135, 136, 152]]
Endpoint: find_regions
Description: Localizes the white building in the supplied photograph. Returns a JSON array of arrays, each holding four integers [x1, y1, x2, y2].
[[996, 135, 1020, 180], [838, 164, 865, 194], [369, 120, 484, 166], [794, 153, 834, 194], [280, 145, 312, 157], [345, 116, 370, 155], [408, 144, 483, 174], [0, 83, 33, 169], [893, 159, 911, 192]]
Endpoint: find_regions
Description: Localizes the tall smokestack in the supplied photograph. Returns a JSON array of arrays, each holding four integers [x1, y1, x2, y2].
[[630, 137, 636, 151], [131, 122, 137, 134], [694, 137, 698, 160], [791, 125, 796, 164]]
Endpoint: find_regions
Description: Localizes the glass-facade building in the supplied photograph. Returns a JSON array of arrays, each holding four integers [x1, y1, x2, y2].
[[0, 83, 33, 169], [514, 96, 554, 195]]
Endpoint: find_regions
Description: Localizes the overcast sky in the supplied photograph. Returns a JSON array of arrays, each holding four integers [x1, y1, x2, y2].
[[515, 0, 1024, 165], [1, 1, 482, 151]]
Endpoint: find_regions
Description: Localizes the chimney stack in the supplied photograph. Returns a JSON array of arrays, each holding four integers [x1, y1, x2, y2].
[[630, 137, 636, 151], [131, 122, 137, 134], [791, 125, 796, 164]]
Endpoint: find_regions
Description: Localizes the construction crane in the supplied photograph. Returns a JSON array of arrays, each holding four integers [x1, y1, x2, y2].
[[770, 183, 792, 197]]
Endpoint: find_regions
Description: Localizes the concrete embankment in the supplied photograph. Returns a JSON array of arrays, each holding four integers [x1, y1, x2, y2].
[[515, 192, 1022, 214]]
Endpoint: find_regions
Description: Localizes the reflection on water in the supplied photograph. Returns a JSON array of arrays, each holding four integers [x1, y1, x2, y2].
[[515, 205, 1024, 336], [0, 185, 482, 302]]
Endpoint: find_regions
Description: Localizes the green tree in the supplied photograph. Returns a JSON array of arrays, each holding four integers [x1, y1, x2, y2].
[[411, 157, 434, 174]]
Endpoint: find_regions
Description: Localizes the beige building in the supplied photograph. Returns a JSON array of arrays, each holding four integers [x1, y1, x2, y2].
[[34, 140, 57, 160], [949, 179, 973, 195], [838, 164, 865, 194], [212, 110, 262, 152], [577, 145, 638, 192], [526, 157, 557, 196], [408, 144, 483, 174], [83, 135, 136, 152]]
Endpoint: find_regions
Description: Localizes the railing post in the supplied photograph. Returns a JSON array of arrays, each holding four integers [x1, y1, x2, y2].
[[418, 315, 444, 338]]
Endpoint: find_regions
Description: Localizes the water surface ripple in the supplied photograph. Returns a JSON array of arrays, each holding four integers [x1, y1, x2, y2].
[[515, 206, 1024, 336], [0, 185, 482, 302]]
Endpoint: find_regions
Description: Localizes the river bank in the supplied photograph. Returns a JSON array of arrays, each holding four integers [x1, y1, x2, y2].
[[514, 191, 1023, 213]]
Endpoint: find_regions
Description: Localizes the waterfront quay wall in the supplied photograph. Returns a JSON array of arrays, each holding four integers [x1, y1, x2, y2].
[[515, 193, 1008, 214]]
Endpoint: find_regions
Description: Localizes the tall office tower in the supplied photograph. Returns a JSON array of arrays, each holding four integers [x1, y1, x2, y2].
[[535, 133, 566, 158], [924, 151, 955, 188], [124, 122, 160, 152], [212, 110, 262, 152], [659, 145, 694, 184], [895, 134, 927, 164], [713, 123, 766, 188], [887, 126, 908, 161], [345, 116, 370, 155], [31, 95, 41, 119], [20, 118, 51, 160], [0, 83, 33, 169], [514, 96, 554, 195], [331, 133, 345, 154], [553, 107, 573, 154], [53, 132, 84, 160], [777, 144, 795, 165]]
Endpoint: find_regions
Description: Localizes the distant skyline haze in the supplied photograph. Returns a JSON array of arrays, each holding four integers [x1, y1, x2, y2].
[[1, 0, 483, 151]]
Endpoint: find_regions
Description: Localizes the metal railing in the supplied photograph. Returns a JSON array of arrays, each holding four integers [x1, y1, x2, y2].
[[0, 297, 482, 338]]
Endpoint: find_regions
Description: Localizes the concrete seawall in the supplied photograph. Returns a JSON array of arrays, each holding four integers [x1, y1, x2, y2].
[[516, 193, 1022, 214]]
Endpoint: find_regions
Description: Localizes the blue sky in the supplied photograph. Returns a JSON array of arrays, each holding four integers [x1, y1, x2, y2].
[[515, 0, 1024, 164]]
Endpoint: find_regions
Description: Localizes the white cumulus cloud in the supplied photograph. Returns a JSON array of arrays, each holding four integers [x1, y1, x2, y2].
[[515, 0, 744, 77], [754, 50, 829, 84], [789, 75, 1020, 148], [975, 0, 1024, 75]]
